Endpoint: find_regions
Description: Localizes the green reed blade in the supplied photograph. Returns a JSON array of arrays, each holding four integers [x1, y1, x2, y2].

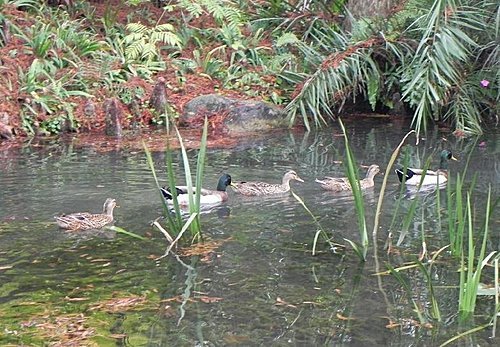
[[459, 187, 496, 317], [175, 126, 195, 211], [164, 137, 184, 230], [106, 226, 147, 240], [144, 142, 182, 232], [450, 174, 464, 256], [291, 191, 338, 255], [439, 323, 491, 347], [192, 117, 209, 239], [338, 118, 367, 261], [416, 260, 441, 321], [373, 130, 416, 249]]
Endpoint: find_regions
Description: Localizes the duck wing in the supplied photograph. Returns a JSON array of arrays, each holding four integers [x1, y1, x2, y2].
[[232, 181, 283, 196], [407, 168, 439, 176]]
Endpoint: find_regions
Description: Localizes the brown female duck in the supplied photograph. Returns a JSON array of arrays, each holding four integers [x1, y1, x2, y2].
[[55, 198, 117, 231], [231, 170, 304, 196], [315, 165, 380, 192]]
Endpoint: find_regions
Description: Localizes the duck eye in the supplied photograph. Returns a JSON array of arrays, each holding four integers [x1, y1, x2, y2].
[[447, 152, 452, 159]]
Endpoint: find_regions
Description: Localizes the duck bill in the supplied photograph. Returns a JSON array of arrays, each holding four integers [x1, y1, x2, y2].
[[451, 155, 458, 161], [296, 177, 305, 183]]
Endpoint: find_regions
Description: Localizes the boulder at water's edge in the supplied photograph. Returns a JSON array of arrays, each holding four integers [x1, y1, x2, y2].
[[182, 94, 288, 133]]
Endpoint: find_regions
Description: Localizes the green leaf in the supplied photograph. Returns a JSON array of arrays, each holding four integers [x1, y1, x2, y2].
[[367, 74, 379, 111]]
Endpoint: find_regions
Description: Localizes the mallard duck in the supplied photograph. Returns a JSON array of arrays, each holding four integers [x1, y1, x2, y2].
[[161, 173, 232, 206], [231, 170, 304, 196], [55, 198, 117, 231], [395, 149, 457, 186], [315, 164, 380, 192]]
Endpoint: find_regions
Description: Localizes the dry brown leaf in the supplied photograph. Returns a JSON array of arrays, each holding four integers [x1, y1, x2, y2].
[[65, 297, 89, 302], [336, 313, 351, 320], [275, 297, 297, 308], [197, 296, 223, 303], [90, 258, 111, 262], [110, 333, 128, 339], [90, 295, 147, 313]]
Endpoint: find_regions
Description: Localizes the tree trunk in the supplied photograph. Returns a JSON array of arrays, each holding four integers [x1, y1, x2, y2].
[[344, 0, 399, 31]]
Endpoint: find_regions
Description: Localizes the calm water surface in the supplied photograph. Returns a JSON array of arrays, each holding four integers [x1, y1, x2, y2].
[[0, 119, 499, 346]]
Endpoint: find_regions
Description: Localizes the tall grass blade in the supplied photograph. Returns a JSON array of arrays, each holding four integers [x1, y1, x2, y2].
[[144, 143, 182, 232], [338, 118, 367, 261], [439, 324, 491, 347], [172, 119, 208, 240], [459, 187, 495, 318], [448, 173, 464, 256], [292, 191, 339, 255], [166, 213, 198, 255], [106, 225, 147, 240], [373, 130, 416, 242], [416, 261, 441, 321], [493, 257, 499, 338], [192, 117, 209, 239], [163, 136, 184, 230]]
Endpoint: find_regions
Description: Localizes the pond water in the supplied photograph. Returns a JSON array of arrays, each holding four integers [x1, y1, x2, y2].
[[0, 118, 499, 346]]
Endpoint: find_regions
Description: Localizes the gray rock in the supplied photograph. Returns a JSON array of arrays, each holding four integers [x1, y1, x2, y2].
[[182, 94, 287, 133]]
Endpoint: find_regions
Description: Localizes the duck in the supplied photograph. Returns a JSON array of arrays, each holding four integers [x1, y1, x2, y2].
[[231, 170, 304, 196], [55, 198, 117, 231], [161, 173, 232, 206], [395, 149, 457, 186], [315, 164, 380, 192]]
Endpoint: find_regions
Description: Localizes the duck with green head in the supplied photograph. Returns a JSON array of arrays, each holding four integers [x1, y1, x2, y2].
[[161, 173, 232, 206], [395, 150, 457, 186]]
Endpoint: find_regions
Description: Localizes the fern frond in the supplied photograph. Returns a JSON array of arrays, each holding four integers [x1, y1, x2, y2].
[[178, 0, 204, 17], [151, 31, 181, 47], [126, 22, 148, 34], [276, 33, 299, 47], [125, 39, 146, 61]]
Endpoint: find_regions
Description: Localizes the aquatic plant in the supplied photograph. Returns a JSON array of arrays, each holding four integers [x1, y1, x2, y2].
[[458, 188, 496, 318], [291, 191, 342, 256], [338, 118, 368, 261], [145, 117, 209, 242]]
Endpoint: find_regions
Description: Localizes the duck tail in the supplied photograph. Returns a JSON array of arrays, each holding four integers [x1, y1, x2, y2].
[[160, 186, 185, 200], [395, 168, 411, 183], [160, 187, 172, 200]]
